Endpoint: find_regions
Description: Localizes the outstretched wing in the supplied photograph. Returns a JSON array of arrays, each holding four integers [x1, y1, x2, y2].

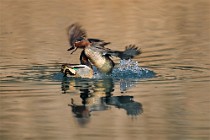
[[122, 44, 141, 59], [67, 23, 111, 52], [104, 44, 141, 60], [88, 38, 111, 47], [67, 23, 87, 48]]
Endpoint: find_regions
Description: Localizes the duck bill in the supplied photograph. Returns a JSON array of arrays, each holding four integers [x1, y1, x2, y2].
[[67, 46, 75, 51], [67, 47, 78, 54]]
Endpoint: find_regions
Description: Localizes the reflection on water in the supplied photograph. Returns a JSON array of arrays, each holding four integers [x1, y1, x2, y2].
[[60, 59, 154, 124], [1, 0, 210, 140], [62, 77, 143, 125]]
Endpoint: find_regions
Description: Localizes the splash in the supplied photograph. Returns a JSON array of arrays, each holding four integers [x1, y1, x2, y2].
[[58, 59, 155, 80], [111, 59, 155, 79]]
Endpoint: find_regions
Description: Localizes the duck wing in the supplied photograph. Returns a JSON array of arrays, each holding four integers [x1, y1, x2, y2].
[[88, 38, 111, 47], [104, 44, 141, 60], [67, 23, 87, 50], [67, 23, 111, 51]]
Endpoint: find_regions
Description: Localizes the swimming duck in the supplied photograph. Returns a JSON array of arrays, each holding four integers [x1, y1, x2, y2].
[[61, 64, 94, 78], [67, 23, 141, 74]]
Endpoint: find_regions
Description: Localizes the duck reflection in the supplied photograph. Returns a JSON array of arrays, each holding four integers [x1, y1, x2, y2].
[[61, 77, 143, 121]]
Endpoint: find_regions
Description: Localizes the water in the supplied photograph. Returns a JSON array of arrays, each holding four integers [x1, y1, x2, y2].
[[0, 0, 210, 140]]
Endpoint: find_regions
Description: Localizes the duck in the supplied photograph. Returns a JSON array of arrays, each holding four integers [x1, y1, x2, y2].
[[66, 23, 141, 74], [61, 64, 94, 78]]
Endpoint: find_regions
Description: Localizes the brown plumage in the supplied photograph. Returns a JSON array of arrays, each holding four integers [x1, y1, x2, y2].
[[67, 23, 141, 74]]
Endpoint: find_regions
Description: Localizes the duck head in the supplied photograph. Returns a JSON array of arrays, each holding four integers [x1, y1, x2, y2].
[[61, 64, 76, 76], [67, 37, 90, 54]]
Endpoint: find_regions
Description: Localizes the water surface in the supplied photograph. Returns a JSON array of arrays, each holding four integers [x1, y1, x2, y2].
[[0, 0, 210, 140]]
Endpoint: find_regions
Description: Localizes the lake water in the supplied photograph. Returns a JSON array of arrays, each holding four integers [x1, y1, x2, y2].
[[0, 0, 210, 140]]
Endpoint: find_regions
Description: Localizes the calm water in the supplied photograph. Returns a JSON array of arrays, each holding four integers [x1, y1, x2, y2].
[[0, 0, 210, 140]]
